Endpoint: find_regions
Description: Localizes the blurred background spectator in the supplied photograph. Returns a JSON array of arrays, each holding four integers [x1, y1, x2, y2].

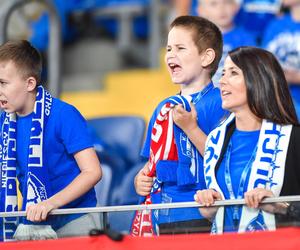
[[197, 0, 256, 85], [262, 0, 300, 120]]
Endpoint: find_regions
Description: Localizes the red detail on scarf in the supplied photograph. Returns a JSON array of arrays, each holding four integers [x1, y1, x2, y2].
[[131, 103, 178, 237]]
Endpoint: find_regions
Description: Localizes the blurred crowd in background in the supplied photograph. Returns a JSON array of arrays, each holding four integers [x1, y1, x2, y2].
[[5, 0, 300, 117]]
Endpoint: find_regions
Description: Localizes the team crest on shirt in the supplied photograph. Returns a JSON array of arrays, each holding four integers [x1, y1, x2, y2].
[[26, 173, 47, 204], [179, 132, 192, 158]]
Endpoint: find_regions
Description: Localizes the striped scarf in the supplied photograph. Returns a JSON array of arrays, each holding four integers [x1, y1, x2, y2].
[[204, 114, 292, 233], [0, 86, 53, 241], [131, 95, 200, 236]]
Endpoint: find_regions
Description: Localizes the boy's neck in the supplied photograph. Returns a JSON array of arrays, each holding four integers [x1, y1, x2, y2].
[[291, 5, 300, 21], [180, 78, 211, 95], [16, 91, 36, 117]]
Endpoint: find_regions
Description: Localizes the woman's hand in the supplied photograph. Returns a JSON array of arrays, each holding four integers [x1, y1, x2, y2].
[[244, 188, 289, 214], [194, 189, 222, 220], [26, 200, 57, 222], [244, 188, 274, 209], [134, 162, 154, 196]]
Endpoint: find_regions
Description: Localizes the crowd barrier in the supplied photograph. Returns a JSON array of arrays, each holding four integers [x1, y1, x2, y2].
[[1, 196, 300, 249], [1, 227, 300, 250]]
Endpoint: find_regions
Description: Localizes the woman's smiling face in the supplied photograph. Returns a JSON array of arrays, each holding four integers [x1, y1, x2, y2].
[[220, 55, 248, 113]]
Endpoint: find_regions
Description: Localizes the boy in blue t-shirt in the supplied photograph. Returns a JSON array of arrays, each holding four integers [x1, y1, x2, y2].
[[0, 40, 102, 241], [262, 0, 300, 120], [134, 16, 227, 234], [197, 0, 256, 85]]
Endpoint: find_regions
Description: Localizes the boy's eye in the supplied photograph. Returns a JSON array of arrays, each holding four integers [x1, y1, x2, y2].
[[178, 47, 185, 50], [166, 47, 171, 52]]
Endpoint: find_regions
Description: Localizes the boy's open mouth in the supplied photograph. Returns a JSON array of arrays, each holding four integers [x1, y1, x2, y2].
[[168, 63, 181, 73]]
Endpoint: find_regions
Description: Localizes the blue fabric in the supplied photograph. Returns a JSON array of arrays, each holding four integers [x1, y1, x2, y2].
[[166, 95, 197, 186], [0, 86, 54, 241], [24, 87, 53, 209], [29, 0, 89, 51], [213, 26, 256, 84], [262, 14, 300, 120], [0, 114, 18, 241], [141, 82, 227, 224], [216, 129, 260, 232], [235, 0, 280, 41], [6, 97, 96, 231]]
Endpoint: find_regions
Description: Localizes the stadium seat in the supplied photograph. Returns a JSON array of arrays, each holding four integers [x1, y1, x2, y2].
[[108, 162, 145, 233], [94, 164, 113, 206], [87, 115, 146, 204], [87, 115, 145, 167], [110, 162, 144, 205]]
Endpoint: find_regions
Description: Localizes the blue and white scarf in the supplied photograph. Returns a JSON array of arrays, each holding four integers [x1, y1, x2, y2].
[[204, 113, 292, 234], [155, 94, 201, 186], [0, 86, 53, 241]]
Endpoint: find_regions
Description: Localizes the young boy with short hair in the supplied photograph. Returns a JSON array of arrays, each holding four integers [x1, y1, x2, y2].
[[133, 15, 227, 235], [0, 40, 102, 241]]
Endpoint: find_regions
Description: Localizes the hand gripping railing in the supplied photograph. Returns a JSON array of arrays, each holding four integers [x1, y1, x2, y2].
[[1, 195, 300, 218], [0, 0, 62, 97]]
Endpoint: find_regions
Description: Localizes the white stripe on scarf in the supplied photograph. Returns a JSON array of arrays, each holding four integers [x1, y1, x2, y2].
[[0, 86, 53, 241], [204, 114, 292, 234]]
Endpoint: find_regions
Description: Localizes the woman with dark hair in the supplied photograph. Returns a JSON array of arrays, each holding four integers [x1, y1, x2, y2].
[[174, 46, 300, 233]]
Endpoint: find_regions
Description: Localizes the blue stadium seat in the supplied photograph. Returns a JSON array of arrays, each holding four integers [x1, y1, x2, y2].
[[87, 115, 146, 204], [110, 162, 144, 205], [94, 164, 113, 206], [108, 162, 145, 233], [87, 115, 145, 168]]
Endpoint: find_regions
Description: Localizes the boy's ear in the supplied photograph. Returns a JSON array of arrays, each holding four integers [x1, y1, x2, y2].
[[201, 48, 216, 68], [26, 76, 37, 91]]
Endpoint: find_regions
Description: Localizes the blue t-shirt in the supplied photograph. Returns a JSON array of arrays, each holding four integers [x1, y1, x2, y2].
[[216, 128, 260, 232], [213, 26, 256, 85], [9, 98, 97, 230], [141, 82, 227, 224], [235, 0, 280, 41], [262, 14, 300, 118]]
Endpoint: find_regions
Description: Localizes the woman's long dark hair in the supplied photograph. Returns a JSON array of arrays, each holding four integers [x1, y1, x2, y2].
[[229, 46, 298, 125]]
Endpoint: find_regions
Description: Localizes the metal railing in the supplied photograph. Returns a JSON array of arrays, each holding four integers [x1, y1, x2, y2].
[[0, 0, 62, 97], [1, 195, 300, 218]]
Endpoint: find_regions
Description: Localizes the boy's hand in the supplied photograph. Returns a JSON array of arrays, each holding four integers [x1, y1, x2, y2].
[[173, 103, 198, 133], [134, 162, 154, 196], [26, 200, 57, 222]]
